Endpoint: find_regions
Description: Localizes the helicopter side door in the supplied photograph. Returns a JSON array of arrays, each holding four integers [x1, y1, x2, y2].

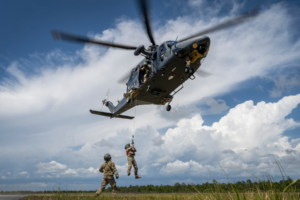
[[127, 67, 140, 92]]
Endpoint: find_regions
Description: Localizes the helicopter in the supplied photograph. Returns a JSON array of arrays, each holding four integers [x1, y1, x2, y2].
[[51, 0, 259, 120]]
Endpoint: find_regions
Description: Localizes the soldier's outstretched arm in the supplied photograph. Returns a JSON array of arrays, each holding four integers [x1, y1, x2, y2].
[[111, 162, 119, 179], [99, 164, 104, 173]]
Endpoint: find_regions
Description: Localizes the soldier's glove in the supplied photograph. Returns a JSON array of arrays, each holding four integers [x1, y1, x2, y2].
[[116, 175, 119, 179]]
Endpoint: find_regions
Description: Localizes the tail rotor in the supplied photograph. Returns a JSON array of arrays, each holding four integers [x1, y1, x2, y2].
[[101, 89, 110, 111]]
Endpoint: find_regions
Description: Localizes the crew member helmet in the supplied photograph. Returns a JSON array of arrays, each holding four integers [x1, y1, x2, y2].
[[104, 153, 111, 161]]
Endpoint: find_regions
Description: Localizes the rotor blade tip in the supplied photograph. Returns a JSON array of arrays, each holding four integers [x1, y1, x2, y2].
[[50, 30, 62, 40]]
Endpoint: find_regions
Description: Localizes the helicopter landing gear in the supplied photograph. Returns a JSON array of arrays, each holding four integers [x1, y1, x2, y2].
[[166, 104, 171, 111], [126, 97, 131, 103]]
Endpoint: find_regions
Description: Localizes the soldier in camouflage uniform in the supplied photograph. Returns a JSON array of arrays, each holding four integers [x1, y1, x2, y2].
[[95, 153, 119, 197], [139, 62, 151, 84], [125, 142, 141, 179]]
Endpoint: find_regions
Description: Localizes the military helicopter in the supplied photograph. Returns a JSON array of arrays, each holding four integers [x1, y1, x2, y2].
[[51, 0, 259, 119]]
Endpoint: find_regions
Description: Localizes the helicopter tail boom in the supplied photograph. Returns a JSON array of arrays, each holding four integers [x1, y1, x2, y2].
[[89, 110, 135, 120]]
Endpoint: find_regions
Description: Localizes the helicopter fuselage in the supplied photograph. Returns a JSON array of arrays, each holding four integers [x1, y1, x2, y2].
[[91, 36, 210, 119]]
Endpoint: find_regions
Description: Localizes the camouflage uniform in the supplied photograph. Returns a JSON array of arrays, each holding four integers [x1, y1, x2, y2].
[[140, 63, 151, 84], [95, 160, 119, 197], [126, 144, 141, 179]]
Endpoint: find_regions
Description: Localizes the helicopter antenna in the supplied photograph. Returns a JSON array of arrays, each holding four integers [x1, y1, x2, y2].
[[101, 89, 110, 111], [175, 36, 178, 41]]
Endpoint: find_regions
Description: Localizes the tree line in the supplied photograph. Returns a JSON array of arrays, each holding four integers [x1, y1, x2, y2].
[[1, 178, 299, 194]]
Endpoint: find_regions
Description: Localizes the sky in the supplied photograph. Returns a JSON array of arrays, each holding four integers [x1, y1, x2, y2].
[[0, 0, 300, 191]]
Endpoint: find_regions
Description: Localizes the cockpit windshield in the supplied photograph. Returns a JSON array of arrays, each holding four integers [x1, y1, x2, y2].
[[166, 41, 178, 48]]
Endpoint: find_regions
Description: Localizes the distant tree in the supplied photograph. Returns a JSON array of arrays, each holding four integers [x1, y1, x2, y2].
[[174, 182, 181, 192]]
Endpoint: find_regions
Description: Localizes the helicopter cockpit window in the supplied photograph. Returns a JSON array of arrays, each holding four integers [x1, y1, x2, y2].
[[166, 41, 178, 48], [159, 45, 166, 62]]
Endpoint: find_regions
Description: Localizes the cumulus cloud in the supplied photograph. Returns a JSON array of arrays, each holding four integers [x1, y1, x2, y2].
[[93, 139, 114, 148], [1, 176, 6, 179], [36, 161, 98, 177], [152, 136, 165, 146], [19, 171, 27, 175], [37, 161, 67, 174], [156, 94, 300, 176]]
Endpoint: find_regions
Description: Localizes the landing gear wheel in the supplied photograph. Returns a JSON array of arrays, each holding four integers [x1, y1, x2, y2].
[[166, 105, 171, 111], [126, 98, 131, 103], [189, 68, 194, 75], [184, 67, 190, 74]]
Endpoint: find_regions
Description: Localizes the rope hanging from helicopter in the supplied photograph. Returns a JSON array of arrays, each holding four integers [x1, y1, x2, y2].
[[132, 97, 138, 144]]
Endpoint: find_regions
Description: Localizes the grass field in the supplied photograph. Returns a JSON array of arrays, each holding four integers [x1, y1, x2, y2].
[[24, 192, 300, 200]]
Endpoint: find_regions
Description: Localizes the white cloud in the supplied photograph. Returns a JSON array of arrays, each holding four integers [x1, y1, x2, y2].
[[152, 136, 165, 146], [157, 94, 300, 177], [1, 176, 6, 179], [19, 171, 27, 175], [188, 0, 204, 7], [37, 161, 67, 174], [6, 172, 11, 175], [202, 97, 229, 114], [268, 69, 300, 97], [156, 156, 176, 163], [151, 163, 161, 167], [36, 161, 99, 177]]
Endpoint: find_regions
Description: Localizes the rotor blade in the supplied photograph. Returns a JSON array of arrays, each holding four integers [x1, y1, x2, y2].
[[117, 69, 132, 84], [136, 0, 156, 45], [179, 6, 260, 42], [196, 69, 212, 78], [51, 30, 137, 50]]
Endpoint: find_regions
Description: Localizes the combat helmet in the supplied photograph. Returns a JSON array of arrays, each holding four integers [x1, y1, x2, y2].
[[125, 143, 130, 149], [104, 153, 111, 161]]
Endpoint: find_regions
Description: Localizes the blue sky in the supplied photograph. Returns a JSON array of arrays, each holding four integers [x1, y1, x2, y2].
[[1, 0, 300, 191]]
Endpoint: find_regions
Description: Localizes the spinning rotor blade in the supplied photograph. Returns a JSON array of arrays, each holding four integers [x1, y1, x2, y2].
[[179, 6, 260, 42], [136, 0, 156, 46], [117, 69, 133, 84], [51, 30, 137, 50], [196, 69, 212, 78]]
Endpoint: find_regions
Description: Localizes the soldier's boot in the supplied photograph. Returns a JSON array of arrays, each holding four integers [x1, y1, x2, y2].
[[134, 168, 141, 179], [95, 188, 103, 197], [128, 172, 131, 176], [135, 175, 141, 179]]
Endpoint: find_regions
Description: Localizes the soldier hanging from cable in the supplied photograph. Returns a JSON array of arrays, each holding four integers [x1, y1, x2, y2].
[[125, 136, 141, 179], [95, 153, 119, 197]]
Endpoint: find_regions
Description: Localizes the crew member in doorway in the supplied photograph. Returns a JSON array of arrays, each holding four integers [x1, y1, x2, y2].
[[139, 62, 151, 84]]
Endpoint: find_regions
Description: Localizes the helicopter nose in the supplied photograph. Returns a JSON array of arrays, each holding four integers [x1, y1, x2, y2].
[[173, 36, 210, 58]]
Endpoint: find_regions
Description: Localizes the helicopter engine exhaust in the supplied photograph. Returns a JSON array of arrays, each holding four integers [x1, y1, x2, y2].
[[134, 45, 152, 57]]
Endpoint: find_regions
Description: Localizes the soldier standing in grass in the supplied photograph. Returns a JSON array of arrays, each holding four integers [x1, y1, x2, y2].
[[125, 140, 141, 179], [95, 153, 119, 197]]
